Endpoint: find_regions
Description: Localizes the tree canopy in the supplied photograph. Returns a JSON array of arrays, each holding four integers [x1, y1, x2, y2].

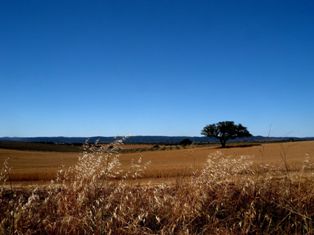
[[201, 121, 252, 148]]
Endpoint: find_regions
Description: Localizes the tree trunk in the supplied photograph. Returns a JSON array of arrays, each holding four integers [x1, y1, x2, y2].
[[219, 138, 226, 148]]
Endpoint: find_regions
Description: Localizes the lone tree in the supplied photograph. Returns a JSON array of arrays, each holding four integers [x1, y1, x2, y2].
[[201, 121, 252, 148]]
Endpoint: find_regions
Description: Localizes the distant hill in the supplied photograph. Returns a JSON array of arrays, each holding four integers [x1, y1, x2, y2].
[[1, 136, 313, 145]]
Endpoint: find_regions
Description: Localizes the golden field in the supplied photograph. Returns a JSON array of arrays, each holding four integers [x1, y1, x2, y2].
[[1, 141, 314, 183], [1, 140, 314, 234]]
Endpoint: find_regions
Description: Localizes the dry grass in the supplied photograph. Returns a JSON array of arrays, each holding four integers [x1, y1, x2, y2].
[[1, 140, 314, 234]]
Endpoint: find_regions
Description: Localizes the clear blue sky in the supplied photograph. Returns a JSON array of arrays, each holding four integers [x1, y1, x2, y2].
[[1, 0, 314, 137]]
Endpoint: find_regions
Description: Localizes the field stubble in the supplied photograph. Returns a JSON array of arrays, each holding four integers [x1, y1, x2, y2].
[[0, 141, 314, 183]]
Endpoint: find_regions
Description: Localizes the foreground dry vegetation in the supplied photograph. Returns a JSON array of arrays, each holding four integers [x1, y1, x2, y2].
[[1, 140, 314, 234]]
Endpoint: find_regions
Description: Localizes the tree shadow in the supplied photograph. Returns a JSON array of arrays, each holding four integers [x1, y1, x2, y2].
[[214, 143, 262, 149]]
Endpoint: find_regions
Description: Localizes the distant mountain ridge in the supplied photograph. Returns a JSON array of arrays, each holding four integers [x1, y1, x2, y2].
[[1, 136, 313, 144]]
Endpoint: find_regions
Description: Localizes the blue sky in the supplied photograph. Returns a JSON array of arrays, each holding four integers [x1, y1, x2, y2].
[[1, 0, 314, 137]]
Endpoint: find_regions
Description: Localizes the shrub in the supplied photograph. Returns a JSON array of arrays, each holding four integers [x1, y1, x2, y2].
[[179, 138, 193, 146]]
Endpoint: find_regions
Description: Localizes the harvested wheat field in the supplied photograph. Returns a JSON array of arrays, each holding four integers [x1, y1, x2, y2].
[[1, 141, 314, 184]]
